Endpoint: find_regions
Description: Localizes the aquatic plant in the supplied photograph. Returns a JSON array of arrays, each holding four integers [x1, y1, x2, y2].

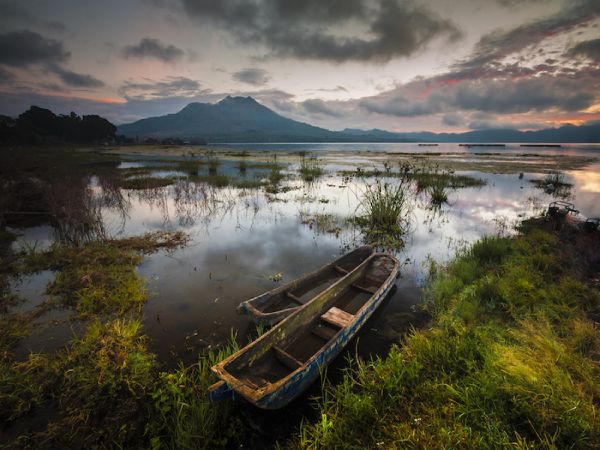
[[354, 178, 413, 248], [530, 171, 573, 199], [121, 176, 175, 190], [299, 157, 325, 182]]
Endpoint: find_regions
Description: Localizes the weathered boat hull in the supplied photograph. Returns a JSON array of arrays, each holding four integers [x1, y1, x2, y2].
[[212, 253, 399, 410], [237, 246, 373, 326]]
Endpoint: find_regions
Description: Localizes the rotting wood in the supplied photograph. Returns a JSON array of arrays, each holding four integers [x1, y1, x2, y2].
[[311, 324, 337, 341], [321, 307, 353, 328]]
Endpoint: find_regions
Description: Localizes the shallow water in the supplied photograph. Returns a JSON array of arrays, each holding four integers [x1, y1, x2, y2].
[[7, 144, 600, 369]]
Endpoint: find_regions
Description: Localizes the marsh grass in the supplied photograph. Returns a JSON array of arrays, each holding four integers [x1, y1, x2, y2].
[[18, 231, 188, 317], [299, 157, 325, 182], [147, 331, 250, 449], [121, 177, 175, 190], [295, 226, 600, 449], [190, 174, 230, 188], [530, 170, 573, 199], [354, 179, 412, 248]]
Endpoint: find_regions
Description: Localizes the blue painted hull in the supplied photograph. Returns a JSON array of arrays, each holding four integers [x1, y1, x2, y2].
[[253, 276, 395, 409]]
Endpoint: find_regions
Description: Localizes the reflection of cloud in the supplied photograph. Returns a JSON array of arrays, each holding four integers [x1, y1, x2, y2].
[[567, 168, 600, 193]]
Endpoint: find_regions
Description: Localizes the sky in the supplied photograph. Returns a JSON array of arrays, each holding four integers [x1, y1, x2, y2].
[[0, 0, 599, 132]]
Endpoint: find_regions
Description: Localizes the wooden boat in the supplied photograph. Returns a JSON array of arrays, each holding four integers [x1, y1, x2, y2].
[[209, 253, 399, 409], [237, 246, 374, 326]]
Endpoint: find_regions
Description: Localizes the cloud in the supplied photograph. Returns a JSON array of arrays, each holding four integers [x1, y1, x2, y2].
[[232, 68, 270, 86], [46, 64, 105, 88], [468, 119, 544, 130], [118, 76, 206, 100], [302, 99, 343, 117], [0, 30, 69, 67], [0, 66, 14, 82], [179, 0, 461, 63], [454, 0, 600, 73], [442, 114, 463, 127], [122, 38, 185, 63], [0, 2, 67, 32], [568, 39, 600, 60]]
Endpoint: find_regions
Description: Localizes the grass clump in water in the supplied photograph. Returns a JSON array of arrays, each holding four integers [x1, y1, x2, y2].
[[190, 174, 230, 188], [530, 170, 573, 199], [295, 224, 600, 449], [298, 157, 324, 182], [121, 177, 175, 190], [354, 179, 412, 248]]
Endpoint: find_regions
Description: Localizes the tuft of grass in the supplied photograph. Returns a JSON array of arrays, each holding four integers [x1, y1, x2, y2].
[[354, 179, 412, 248], [121, 177, 175, 190], [207, 158, 220, 175], [295, 225, 600, 449], [530, 171, 573, 199], [298, 157, 325, 182], [147, 331, 249, 449]]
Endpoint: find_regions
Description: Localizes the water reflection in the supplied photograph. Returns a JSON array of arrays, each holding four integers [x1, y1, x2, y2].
[[6, 145, 600, 368]]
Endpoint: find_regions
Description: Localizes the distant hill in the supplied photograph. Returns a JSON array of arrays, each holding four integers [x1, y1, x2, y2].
[[117, 96, 600, 143], [117, 96, 342, 142]]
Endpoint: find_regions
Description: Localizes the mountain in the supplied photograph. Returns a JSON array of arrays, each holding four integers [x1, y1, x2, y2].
[[117, 96, 341, 142], [117, 96, 600, 143]]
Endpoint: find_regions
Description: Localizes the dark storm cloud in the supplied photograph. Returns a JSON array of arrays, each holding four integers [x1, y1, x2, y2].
[[568, 39, 600, 60], [455, 0, 600, 72], [118, 76, 205, 100], [359, 72, 599, 117], [468, 119, 543, 130], [0, 30, 69, 67], [122, 38, 185, 63], [232, 68, 271, 86], [179, 0, 461, 62], [47, 64, 105, 88], [302, 99, 342, 117], [442, 114, 463, 126], [0, 2, 66, 32]]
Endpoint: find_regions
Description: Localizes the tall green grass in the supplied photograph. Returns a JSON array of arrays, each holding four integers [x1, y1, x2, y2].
[[298, 157, 324, 182]]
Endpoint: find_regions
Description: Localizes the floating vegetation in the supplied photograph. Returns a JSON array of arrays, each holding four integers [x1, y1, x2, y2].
[[121, 176, 175, 190], [299, 211, 345, 236], [190, 174, 230, 188], [530, 171, 573, 199], [268, 272, 284, 282]]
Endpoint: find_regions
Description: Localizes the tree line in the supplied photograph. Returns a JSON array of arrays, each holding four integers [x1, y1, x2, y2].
[[0, 106, 117, 145]]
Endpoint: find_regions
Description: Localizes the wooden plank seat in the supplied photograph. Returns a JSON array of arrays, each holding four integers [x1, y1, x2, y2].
[[286, 291, 305, 304], [352, 283, 377, 294], [273, 345, 303, 371], [321, 307, 353, 329], [311, 323, 338, 341], [334, 265, 349, 274]]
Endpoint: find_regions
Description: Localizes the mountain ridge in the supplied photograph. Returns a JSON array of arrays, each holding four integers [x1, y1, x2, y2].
[[117, 96, 600, 143]]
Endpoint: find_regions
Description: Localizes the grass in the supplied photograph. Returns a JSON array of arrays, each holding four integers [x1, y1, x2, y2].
[[146, 331, 252, 449], [121, 176, 175, 190], [298, 157, 325, 182], [189, 174, 230, 188], [354, 179, 412, 248], [16, 231, 189, 317], [530, 171, 573, 199], [295, 224, 600, 449]]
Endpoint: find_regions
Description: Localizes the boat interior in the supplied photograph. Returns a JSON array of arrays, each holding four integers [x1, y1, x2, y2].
[[226, 255, 397, 389], [260, 246, 373, 313]]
